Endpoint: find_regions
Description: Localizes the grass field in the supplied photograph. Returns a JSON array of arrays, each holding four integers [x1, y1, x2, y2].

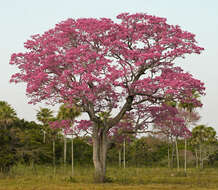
[[0, 165, 218, 190]]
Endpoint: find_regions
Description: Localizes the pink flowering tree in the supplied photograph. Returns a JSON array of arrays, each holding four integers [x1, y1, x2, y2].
[[10, 13, 205, 182], [153, 105, 192, 170], [153, 100, 201, 170]]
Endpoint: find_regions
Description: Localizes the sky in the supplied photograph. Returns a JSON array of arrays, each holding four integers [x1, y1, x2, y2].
[[0, 0, 217, 131]]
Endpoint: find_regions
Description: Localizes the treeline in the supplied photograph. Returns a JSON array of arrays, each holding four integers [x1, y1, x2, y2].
[[0, 118, 93, 172], [1, 119, 218, 172], [0, 101, 218, 173]]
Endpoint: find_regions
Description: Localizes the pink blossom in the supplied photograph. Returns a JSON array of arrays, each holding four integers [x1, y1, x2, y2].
[[10, 13, 205, 141]]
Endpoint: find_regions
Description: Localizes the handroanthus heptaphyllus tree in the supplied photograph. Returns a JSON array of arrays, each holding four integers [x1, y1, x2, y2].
[[10, 13, 205, 182]]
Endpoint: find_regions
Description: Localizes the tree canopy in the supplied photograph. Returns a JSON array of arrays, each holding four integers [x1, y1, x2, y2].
[[10, 13, 205, 132]]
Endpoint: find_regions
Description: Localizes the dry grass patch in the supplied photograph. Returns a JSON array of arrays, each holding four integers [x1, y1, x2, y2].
[[0, 165, 218, 190]]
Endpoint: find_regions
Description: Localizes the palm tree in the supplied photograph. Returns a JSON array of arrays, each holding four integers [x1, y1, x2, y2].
[[36, 108, 58, 172], [36, 108, 54, 143], [191, 125, 217, 169], [57, 103, 81, 176], [0, 101, 17, 129], [178, 91, 201, 173]]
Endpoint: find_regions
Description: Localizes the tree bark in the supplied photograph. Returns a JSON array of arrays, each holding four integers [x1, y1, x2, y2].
[[53, 138, 56, 175], [123, 139, 126, 169], [199, 144, 203, 169], [53, 138, 55, 167], [184, 138, 187, 173], [71, 134, 74, 176], [43, 130, 46, 143], [64, 136, 67, 167], [202, 158, 204, 169], [175, 138, 180, 171], [171, 138, 175, 168], [92, 128, 108, 183], [167, 136, 170, 168], [195, 148, 198, 168], [119, 149, 121, 168]]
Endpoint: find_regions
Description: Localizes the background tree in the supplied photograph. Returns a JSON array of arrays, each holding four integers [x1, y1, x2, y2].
[[0, 101, 17, 129], [15, 120, 52, 169], [191, 125, 217, 169], [36, 108, 58, 171], [177, 108, 200, 172], [0, 127, 19, 173], [48, 117, 61, 172], [36, 108, 54, 143], [177, 91, 201, 173], [0, 101, 18, 172], [208, 148, 218, 166], [10, 13, 205, 182], [153, 104, 188, 170], [56, 103, 81, 176]]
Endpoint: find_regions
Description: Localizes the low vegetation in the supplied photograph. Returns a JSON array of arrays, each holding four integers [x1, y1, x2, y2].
[[1, 165, 218, 190]]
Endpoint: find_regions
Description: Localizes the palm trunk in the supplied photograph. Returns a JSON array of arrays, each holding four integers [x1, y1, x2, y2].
[[171, 138, 175, 168], [123, 139, 126, 169], [53, 138, 56, 175], [175, 138, 180, 171], [53, 138, 55, 167], [195, 148, 198, 168], [199, 144, 203, 169], [167, 136, 170, 168], [43, 130, 46, 143], [71, 134, 74, 176], [119, 149, 121, 167], [64, 136, 67, 167], [184, 138, 187, 173], [93, 129, 108, 183]]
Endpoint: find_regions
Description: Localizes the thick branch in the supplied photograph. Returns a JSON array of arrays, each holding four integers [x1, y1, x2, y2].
[[108, 95, 134, 128]]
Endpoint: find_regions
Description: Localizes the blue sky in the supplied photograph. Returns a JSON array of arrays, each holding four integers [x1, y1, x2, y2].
[[0, 0, 217, 131]]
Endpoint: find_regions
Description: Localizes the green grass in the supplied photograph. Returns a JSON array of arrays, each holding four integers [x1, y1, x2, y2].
[[0, 165, 218, 190]]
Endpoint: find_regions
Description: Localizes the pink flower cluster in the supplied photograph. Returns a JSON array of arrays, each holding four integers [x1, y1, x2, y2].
[[10, 13, 205, 138]]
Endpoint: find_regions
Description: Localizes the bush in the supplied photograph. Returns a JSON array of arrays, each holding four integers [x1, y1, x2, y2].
[[0, 128, 19, 173]]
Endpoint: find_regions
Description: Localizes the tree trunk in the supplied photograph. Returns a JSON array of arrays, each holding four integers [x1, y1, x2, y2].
[[43, 130, 46, 143], [199, 145, 203, 169], [123, 139, 126, 169], [195, 148, 198, 168], [202, 158, 204, 169], [184, 138, 187, 173], [119, 149, 121, 168], [171, 138, 175, 168], [167, 136, 170, 168], [53, 138, 56, 175], [93, 130, 108, 183], [53, 138, 55, 167], [175, 138, 180, 171], [64, 136, 67, 167], [71, 134, 74, 176]]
